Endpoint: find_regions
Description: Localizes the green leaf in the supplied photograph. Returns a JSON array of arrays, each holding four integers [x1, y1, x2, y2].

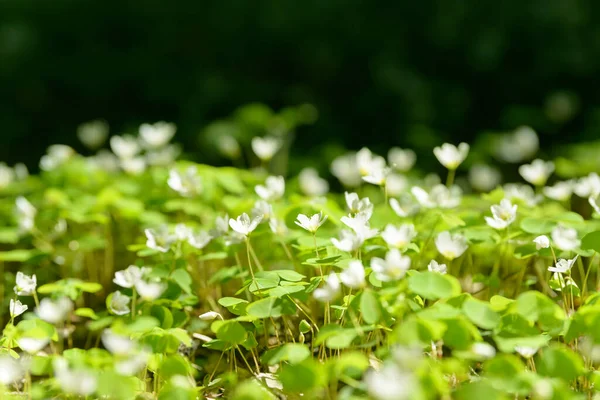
[[0, 249, 42, 262], [515, 291, 566, 335], [171, 269, 193, 294], [231, 379, 277, 400], [395, 316, 446, 346], [520, 218, 556, 234], [261, 343, 311, 365], [246, 297, 294, 319], [408, 271, 461, 300], [0, 228, 20, 244], [280, 359, 323, 393], [581, 230, 600, 253], [273, 270, 306, 282], [75, 281, 103, 293], [150, 305, 174, 329], [126, 316, 160, 334], [212, 320, 246, 345], [74, 308, 99, 320], [536, 345, 584, 381], [360, 290, 381, 324], [462, 298, 500, 330]]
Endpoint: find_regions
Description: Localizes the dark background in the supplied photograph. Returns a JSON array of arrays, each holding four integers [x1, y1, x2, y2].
[[3, 0, 600, 170]]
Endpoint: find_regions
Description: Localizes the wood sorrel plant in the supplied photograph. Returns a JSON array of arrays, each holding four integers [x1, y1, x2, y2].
[[2, 117, 600, 400]]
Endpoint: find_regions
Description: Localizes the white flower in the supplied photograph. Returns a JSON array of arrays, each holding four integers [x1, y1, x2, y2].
[[532, 379, 554, 400], [14, 271, 37, 296], [548, 256, 578, 274], [89, 150, 120, 172], [295, 212, 328, 233], [575, 173, 600, 198], [469, 164, 501, 192], [135, 280, 167, 301], [435, 231, 468, 260], [168, 166, 202, 196], [533, 235, 550, 250], [388, 147, 416, 172], [101, 329, 135, 355], [212, 214, 230, 237], [77, 120, 109, 149], [331, 153, 362, 187], [339, 260, 366, 289], [503, 183, 542, 206], [362, 166, 390, 186], [174, 224, 192, 241], [145, 227, 176, 253], [17, 337, 49, 354], [187, 229, 212, 250], [331, 230, 364, 252], [36, 297, 73, 324], [0, 163, 15, 189], [345, 192, 374, 217], [110, 135, 140, 159], [518, 159, 554, 186], [39, 145, 75, 171], [9, 299, 28, 318], [54, 358, 97, 396], [115, 350, 149, 376], [427, 260, 447, 274], [120, 156, 146, 175], [543, 180, 574, 201], [216, 135, 241, 159], [146, 144, 181, 166], [108, 291, 131, 315], [381, 224, 416, 249], [13, 163, 29, 181], [356, 147, 386, 177], [371, 249, 411, 281], [433, 142, 469, 170], [299, 168, 329, 197], [485, 199, 517, 230], [199, 311, 222, 321], [16, 196, 36, 232], [114, 265, 144, 288], [494, 126, 539, 163], [363, 168, 390, 186], [139, 121, 176, 148], [389, 197, 418, 217], [0, 355, 24, 386], [365, 363, 415, 400], [385, 174, 409, 196], [313, 273, 341, 302], [229, 213, 263, 237], [269, 218, 289, 236], [251, 136, 282, 161], [411, 184, 462, 209], [255, 176, 285, 201], [551, 225, 580, 251], [471, 342, 496, 359], [515, 346, 538, 358], [340, 213, 378, 240], [590, 196, 600, 215]]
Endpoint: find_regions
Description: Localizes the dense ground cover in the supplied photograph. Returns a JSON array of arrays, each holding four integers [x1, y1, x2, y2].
[[2, 121, 600, 399]]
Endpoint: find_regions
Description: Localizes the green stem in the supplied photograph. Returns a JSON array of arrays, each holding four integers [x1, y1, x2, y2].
[[582, 253, 596, 297], [446, 168, 456, 188], [131, 289, 137, 321]]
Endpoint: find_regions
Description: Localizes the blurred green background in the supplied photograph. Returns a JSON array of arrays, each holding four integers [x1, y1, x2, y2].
[[3, 0, 600, 171]]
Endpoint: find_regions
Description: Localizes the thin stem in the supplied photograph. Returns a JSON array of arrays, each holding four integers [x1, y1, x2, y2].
[[248, 241, 264, 272], [246, 239, 261, 296], [446, 168, 456, 188], [280, 239, 294, 261], [584, 252, 597, 296], [131, 289, 137, 321]]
